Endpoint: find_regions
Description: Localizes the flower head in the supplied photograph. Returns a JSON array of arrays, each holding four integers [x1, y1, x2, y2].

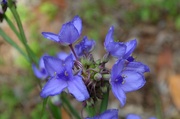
[[75, 36, 95, 57], [110, 59, 147, 106], [32, 54, 48, 80], [85, 109, 118, 119], [40, 55, 89, 101], [42, 15, 82, 45]]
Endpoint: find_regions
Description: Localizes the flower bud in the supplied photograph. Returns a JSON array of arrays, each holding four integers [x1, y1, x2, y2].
[[101, 86, 108, 93], [94, 73, 102, 81], [86, 98, 94, 107], [102, 53, 110, 63], [102, 74, 110, 81]]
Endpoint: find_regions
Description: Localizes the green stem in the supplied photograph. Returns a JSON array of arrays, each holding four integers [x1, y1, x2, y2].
[[99, 87, 109, 113], [85, 106, 96, 117], [49, 101, 62, 119], [8, 0, 38, 64], [41, 97, 48, 119], [4, 14, 21, 40], [0, 28, 29, 61], [61, 94, 81, 119]]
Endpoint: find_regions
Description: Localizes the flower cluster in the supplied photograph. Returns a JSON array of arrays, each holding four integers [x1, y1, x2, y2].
[[33, 15, 150, 118]]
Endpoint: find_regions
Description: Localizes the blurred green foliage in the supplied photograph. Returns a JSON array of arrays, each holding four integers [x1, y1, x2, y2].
[[40, 2, 58, 21], [127, 0, 180, 25]]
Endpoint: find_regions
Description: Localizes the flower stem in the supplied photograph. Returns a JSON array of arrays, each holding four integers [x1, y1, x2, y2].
[[99, 87, 109, 113], [61, 94, 81, 119], [69, 44, 78, 60], [8, 0, 38, 64], [85, 105, 96, 117]]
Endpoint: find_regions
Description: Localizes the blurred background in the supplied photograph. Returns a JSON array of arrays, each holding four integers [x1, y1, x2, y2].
[[0, 0, 180, 118]]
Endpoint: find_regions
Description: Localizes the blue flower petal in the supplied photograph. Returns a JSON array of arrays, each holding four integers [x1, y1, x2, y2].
[[67, 75, 89, 101], [43, 56, 64, 76], [57, 52, 69, 60], [86, 109, 118, 119], [64, 54, 74, 69], [104, 26, 126, 58], [126, 114, 141, 119], [104, 26, 114, 47], [106, 42, 126, 58], [121, 71, 146, 93], [111, 59, 125, 81], [39, 54, 48, 69], [124, 39, 137, 59], [58, 23, 80, 45], [111, 82, 126, 107], [32, 64, 47, 80], [126, 61, 150, 73], [40, 77, 67, 98], [42, 32, 59, 42], [72, 15, 82, 34]]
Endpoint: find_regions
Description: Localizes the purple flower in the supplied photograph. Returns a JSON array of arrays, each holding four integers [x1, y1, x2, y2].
[[110, 59, 146, 106], [40, 55, 89, 101], [32, 55, 48, 80], [75, 36, 95, 57], [85, 109, 118, 119], [104, 26, 126, 58], [42, 15, 82, 45], [126, 114, 141, 119], [104, 26, 137, 59]]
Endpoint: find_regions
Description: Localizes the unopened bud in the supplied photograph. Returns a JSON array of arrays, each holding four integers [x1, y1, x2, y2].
[[94, 73, 102, 81], [101, 86, 108, 93], [86, 98, 94, 107], [102, 53, 110, 63], [102, 74, 110, 80]]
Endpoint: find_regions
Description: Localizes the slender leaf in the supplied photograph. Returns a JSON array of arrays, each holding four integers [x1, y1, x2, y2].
[[61, 94, 81, 119], [49, 101, 62, 119], [8, 0, 38, 64], [4, 14, 21, 40], [0, 28, 29, 61]]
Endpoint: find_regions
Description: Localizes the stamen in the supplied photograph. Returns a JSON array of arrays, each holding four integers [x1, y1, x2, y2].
[[54, 72, 57, 76], [64, 71, 68, 76], [122, 79, 125, 84]]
